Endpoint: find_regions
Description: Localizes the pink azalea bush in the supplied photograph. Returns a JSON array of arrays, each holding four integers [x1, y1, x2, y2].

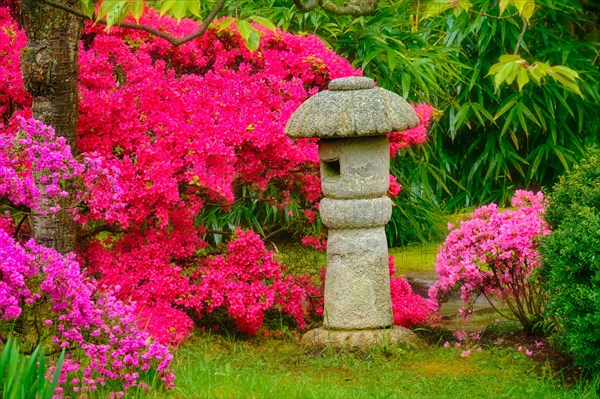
[[0, 116, 123, 216], [0, 4, 433, 349], [192, 228, 322, 334], [0, 118, 173, 394], [429, 190, 551, 332], [0, 229, 174, 395]]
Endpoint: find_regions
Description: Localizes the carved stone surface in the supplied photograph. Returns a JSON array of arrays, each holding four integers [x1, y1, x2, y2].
[[285, 76, 419, 350], [320, 197, 392, 230], [285, 77, 419, 138], [319, 136, 390, 199], [302, 326, 419, 352], [324, 228, 393, 329]]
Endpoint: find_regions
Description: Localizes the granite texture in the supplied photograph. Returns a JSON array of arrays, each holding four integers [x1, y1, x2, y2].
[[285, 77, 419, 138], [320, 197, 392, 230], [319, 136, 390, 199], [302, 326, 419, 352], [324, 228, 393, 329]]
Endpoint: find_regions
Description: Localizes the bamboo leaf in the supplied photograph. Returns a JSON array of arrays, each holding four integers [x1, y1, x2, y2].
[[517, 67, 529, 90], [423, 0, 453, 19], [518, 102, 540, 126], [504, 61, 519, 85], [529, 146, 545, 178], [494, 95, 518, 120], [515, 103, 529, 135], [547, 66, 583, 96], [250, 16, 277, 31], [515, 0, 536, 21], [509, 130, 519, 150], [500, 107, 517, 137], [132, 0, 144, 22], [499, 0, 511, 16], [528, 61, 549, 84], [458, 0, 473, 11]]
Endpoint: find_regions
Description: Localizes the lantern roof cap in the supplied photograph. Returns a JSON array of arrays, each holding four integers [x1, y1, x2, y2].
[[285, 76, 419, 138]]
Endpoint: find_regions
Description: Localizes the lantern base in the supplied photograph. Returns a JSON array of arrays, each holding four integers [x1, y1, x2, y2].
[[301, 325, 419, 353]]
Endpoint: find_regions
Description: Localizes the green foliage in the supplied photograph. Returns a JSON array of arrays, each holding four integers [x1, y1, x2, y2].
[[85, 0, 599, 247], [0, 336, 64, 399], [227, 0, 463, 245], [544, 149, 600, 228], [148, 332, 597, 399], [232, 0, 600, 224], [540, 150, 600, 373], [487, 55, 582, 95], [89, 0, 204, 24], [421, 0, 599, 209], [197, 185, 315, 246]]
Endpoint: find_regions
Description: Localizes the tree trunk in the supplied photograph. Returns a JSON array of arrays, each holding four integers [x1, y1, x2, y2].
[[20, 0, 84, 254]]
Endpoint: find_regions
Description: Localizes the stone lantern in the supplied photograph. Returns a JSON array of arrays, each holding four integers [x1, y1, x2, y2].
[[285, 76, 420, 350]]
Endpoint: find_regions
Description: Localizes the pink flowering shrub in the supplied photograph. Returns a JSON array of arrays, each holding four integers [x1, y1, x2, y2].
[[0, 229, 174, 395], [0, 5, 433, 346], [429, 190, 551, 333], [193, 229, 322, 334], [389, 256, 439, 327], [0, 116, 123, 216], [0, 119, 173, 395], [389, 103, 432, 157]]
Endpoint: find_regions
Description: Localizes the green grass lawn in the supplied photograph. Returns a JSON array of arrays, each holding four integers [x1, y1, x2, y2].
[[116, 242, 596, 399], [389, 242, 440, 273], [275, 242, 440, 275], [143, 333, 596, 399]]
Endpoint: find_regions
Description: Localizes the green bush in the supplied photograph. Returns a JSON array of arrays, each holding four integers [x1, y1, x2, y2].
[[540, 149, 600, 372]]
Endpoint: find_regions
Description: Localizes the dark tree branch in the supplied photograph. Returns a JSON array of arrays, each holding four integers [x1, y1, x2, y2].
[[317, 0, 377, 16], [0, 195, 31, 213], [514, 17, 528, 54], [291, 0, 318, 13], [263, 224, 291, 241], [38, 0, 226, 47], [15, 213, 29, 237]]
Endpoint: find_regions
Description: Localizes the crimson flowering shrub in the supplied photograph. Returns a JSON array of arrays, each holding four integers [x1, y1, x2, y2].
[[192, 228, 322, 334], [429, 190, 551, 333], [75, 11, 363, 342], [389, 256, 439, 327], [0, 6, 432, 346]]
